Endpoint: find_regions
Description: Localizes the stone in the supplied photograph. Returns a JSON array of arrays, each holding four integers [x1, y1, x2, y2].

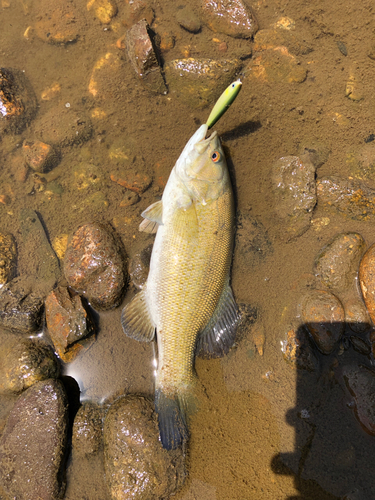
[[345, 143, 375, 183], [110, 168, 152, 193], [358, 243, 375, 325], [280, 323, 318, 371], [45, 287, 96, 363], [314, 233, 366, 293], [72, 162, 107, 191], [64, 222, 127, 310], [0, 276, 45, 334], [128, 243, 153, 289], [88, 51, 125, 103], [33, 0, 84, 44], [0, 67, 37, 133], [201, 0, 258, 39], [0, 334, 60, 394], [246, 47, 307, 83], [22, 139, 59, 173], [271, 155, 317, 240], [344, 365, 375, 435], [176, 6, 202, 33], [87, 0, 117, 24], [344, 296, 372, 334], [253, 28, 313, 56], [72, 402, 103, 456], [350, 336, 371, 355], [104, 395, 185, 500], [317, 176, 375, 221], [0, 232, 16, 287], [300, 290, 345, 354], [121, 0, 154, 29], [119, 190, 139, 207], [126, 19, 167, 94], [0, 379, 68, 499], [164, 57, 242, 108]]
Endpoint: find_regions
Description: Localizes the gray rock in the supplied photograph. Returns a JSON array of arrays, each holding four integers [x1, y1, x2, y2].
[[104, 395, 186, 500], [0, 379, 68, 500], [72, 402, 104, 457], [272, 154, 317, 241]]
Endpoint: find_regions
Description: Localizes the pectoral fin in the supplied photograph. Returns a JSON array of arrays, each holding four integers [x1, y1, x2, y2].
[[196, 280, 239, 358], [121, 289, 155, 342], [139, 200, 163, 233]]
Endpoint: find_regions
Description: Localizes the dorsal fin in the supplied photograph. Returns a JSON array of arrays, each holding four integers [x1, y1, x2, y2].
[[121, 289, 155, 342], [196, 281, 239, 358], [139, 200, 163, 233]]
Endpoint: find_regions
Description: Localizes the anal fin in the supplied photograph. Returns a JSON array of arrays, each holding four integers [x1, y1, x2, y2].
[[196, 280, 239, 358], [121, 289, 155, 342]]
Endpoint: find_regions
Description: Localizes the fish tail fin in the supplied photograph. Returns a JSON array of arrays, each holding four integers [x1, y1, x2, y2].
[[154, 389, 190, 450]]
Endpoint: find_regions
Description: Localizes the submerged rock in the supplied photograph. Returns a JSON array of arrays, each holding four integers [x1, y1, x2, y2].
[[33, 0, 84, 44], [164, 57, 241, 108], [0, 379, 68, 499], [359, 243, 375, 325], [176, 5, 202, 33], [344, 365, 375, 436], [201, 0, 258, 39], [253, 27, 313, 56], [104, 395, 186, 500], [0, 232, 17, 287], [121, 0, 154, 29], [22, 139, 59, 173], [72, 402, 104, 457], [281, 324, 319, 371], [64, 222, 127, 310], [128, 243, 153, 289], [246, 47, 307, 83]]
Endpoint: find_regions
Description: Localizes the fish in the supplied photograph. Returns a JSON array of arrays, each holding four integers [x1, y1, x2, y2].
[[121, 123, 239, 450]]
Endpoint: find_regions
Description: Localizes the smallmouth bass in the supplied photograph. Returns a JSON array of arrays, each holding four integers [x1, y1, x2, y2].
[[121, 124, 238, 449]]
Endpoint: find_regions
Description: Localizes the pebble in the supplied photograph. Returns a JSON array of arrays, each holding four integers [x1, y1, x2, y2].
[[358, 243, 375, 324], [164, 57, 242, 108], [317, 176, 375, 221], [120, 190, 139, 207], [346, 143, 375, 183], [344, 365, 375, 435], [0, 232, 17, 287], [176, 6, 202, 33], [72, 161, 107, 191], [201, 0, 258, 39], [0, 334, 60, 394], [64, 222, 127, 310], [87, 0, 117, 24], [314, 233, 366, 293], [300, 290, 345, 354], [280, 324, 319, 371], [246, 47, 307, 84], [45, 287, 96, 363], [129, 243, 153, 289], [22, 139, 59, 173], [110, 167, 153, 193], [126, 19, 167, 95], [33, 0, 84, 44], [271, 155, 317, 240], [0, 68, 37, 133], [104, 395, 186, 499], [72, 402, 104, 456], [0, 379, 68, 499], [253, 28, 313, 56], [121, 0, 154, 29]]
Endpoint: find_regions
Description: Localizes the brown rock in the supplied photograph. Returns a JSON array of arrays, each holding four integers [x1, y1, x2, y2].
[[110, 168, 152, 193], [201, 0, 258, 39], [45, 286, 96, 363], [300, 290, 345, 354], [104, 395, 186, 500], [72, 402, 104, 456], [121, 0, 154, 29], [22, 139, 59, 172], [176, 6, 202, 33], [0, 379, 68, 499], [359, 243, 375, 325], [0, 232, 16, 287], [128, 243, 153, 289], [246, 47, 307, 83], [33, 0, 84, 44], [87, 0, 117, 24], [126, 19, 167, 94], [281, 324, 318, 371], [253, 28, 313, 56], [317, 176, 375, 221], [88, 51, 125, 104], [64, 222, 127, 310]]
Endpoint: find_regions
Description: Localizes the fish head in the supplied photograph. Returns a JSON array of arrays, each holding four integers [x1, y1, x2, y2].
[[175, 124, 229, 205]]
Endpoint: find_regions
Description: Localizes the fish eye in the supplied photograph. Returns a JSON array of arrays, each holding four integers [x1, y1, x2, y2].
[[211, 151, 220, 162]]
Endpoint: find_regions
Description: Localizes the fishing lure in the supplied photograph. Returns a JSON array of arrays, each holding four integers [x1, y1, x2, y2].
[[206, 79, 242, 129]]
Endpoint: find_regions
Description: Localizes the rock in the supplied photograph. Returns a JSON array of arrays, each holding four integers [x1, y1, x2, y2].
[[0, 276, 45, 333], [314, 233, 366, 293], [72, 402, 103, 456], [344, 365, 375, 435], [64, 222, 127, 310], [120, 190, 139, 207], [121, 0, 154, 29], [317, 176, 375, 221], [0, 67, 37, 133], [19, 209, 61, 293], [129, 243, 153, 289], [300, 290, 345, 354], [271, 155, 317, 240], [72, 161, 108, 191], [0, 232, 16, 287], [253, 28, 313, 56], [104, 395, 186, 500], [45, 287, 96, 363], [164, 57, 241, 108], [110, 168, 152, 193], [176, 6, 202, 33], [350, 336, 371, 355], [346, 143, 375, 183], [201, 0, 258, 39], [88, 51, 126, 104], [0, 379, 68, 499], [246, 47, 307, 83], [22, 139, 59, 173], [345, 296, 372, 334], [126, 19, 167, 94], [33, 106, 92, 147], [87, 0, 117, 24], [0, 334, 60, 394], [33, 0, 84, 44], [280, 323, 319, 371], [234, 210, 273, 267], [358, 243, 375, 325]]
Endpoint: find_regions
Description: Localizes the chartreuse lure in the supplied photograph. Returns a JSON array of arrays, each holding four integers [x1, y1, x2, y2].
[[206, 79, 242, 129]]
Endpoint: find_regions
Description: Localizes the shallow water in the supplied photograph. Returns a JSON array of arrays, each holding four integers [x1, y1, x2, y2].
[[2, 0, 375, 498]]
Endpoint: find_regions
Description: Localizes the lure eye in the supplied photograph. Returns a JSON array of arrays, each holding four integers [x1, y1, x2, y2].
[[211, 151, 220, 162]]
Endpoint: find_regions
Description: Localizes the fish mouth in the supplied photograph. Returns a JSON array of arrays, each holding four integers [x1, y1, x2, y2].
[[194, 125, 217, 154]]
